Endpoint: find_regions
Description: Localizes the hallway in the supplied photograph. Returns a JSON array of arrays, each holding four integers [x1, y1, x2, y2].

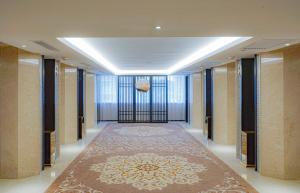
[[1, 1, 300, 192]]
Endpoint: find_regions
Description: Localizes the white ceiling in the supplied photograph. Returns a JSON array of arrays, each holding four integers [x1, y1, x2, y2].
[[1, 0, 300, 73], [77, 37, 218, 70]]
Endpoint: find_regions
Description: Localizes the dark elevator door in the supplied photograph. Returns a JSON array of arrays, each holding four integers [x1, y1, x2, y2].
[[240, 58, 257, 167], [77, 69, 85, 140], [205, 69, 213, 140], [42, 59, 58, 167]]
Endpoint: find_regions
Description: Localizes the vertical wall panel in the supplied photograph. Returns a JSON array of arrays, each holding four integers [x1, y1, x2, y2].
[[85, 73, 96, 129], [59, 65, 78, 144], [135, 76, 151, 122], [118, 76, 134, 122]]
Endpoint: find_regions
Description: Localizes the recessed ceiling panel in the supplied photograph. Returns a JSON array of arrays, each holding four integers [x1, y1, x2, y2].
[[82, 37, 218, 70], [58, 37, 250, 74]]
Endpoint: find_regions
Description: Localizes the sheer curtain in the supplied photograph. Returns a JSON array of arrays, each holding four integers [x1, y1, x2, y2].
[[168, 75, 186, 121], [96, 75, 118, 121]]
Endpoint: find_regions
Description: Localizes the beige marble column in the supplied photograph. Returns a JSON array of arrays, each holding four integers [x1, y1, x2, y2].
[[59, 64, 78, 144], [283, 46, 300, 179], [227, 63, 237, 145], [190, 73, 204, 129], [213, 66, 228, 144], [0, 45, 19, 178], [0, 45, 42, 178], [212, 63, 237, 145], [259, 44, 300, 179], [85, 73, 96, 129], [59, 64, 66, 147]]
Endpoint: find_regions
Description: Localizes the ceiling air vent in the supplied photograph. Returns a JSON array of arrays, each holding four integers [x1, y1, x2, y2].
[[32, 40, 59, 51], [241, 39, 296, 52]]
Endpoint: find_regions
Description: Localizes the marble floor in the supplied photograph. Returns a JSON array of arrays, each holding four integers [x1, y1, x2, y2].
[[0, 122, 108, 193], [0, 122, 299, 193], [183, 123, 300, 193]]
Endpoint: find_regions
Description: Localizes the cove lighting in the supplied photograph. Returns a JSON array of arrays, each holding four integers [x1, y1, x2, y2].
[[58, 37, 251, 75], [58, 38, 119, 73], [168, 37, 247, 74]]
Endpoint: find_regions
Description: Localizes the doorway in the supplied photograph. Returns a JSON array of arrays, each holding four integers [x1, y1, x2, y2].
[[204, 69, 213, 140], [42, 59, 59, 167], [238, 58, 257, 168], [77, 69, 85, 140]]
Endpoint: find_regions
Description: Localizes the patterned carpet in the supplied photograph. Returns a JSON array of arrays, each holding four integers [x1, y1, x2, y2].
[[46, 123, 258, 193]]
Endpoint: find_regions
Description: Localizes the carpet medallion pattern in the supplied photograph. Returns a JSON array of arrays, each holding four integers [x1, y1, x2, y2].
[[46, 123, 258, 193], [90, 153, 207, 190]]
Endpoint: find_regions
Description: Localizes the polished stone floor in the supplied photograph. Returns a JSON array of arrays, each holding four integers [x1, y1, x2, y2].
[[0, 122, 299, 193], [183, 123, 300, 193]]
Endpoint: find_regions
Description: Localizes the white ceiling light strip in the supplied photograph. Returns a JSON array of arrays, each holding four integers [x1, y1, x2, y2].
[[168, 37, 245, 74], [58, 37, 251, 75], [58, 38, 119, 73]]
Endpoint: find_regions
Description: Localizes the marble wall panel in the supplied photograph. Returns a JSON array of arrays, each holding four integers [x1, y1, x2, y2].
[[190, 73, 204, 129], [85, 73, 96, 129]]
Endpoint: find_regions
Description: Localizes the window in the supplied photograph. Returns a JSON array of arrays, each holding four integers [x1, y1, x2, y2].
[[97, 75, 118, 103], [168, 75, 186, 120], [168, 75, 186, 103], [96, 75, 118, 121]]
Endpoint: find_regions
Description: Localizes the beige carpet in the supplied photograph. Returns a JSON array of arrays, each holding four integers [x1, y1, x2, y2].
[[46, 123, 258, 193]]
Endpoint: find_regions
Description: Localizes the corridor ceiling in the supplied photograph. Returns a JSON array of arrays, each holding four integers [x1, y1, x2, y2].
[[1, 0, 300, 74]]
